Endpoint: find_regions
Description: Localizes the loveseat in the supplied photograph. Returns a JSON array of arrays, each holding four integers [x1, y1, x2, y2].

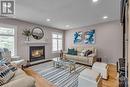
[[63, 46, 96, 66], [1, 68, 35, 87]]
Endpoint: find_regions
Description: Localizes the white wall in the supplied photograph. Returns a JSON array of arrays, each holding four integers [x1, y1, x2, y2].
[[0, 18, 65, 61], [65, 20, 123, 64]]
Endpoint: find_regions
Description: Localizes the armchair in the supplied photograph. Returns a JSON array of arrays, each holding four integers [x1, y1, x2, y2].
[[0, 48, 26, 68], [92, 62, 108, 79]]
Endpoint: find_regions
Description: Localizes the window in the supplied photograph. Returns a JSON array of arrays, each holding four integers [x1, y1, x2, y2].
[[0, 26, 16, 56], [52, 33, 63, 52]]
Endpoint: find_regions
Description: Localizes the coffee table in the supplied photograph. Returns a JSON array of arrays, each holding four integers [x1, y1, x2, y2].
[[52, 57, 76, 73], [52, 57, 63, 68]]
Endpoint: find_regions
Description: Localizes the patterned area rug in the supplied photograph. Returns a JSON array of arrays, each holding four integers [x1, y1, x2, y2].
[[31, 62, 89, 87]]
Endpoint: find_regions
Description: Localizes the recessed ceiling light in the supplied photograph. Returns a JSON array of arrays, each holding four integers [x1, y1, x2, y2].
[[65, 25, 70, 28], [92, 0, 98, 3], [46, 18, 51, 22], [103, 16, 108, 19]]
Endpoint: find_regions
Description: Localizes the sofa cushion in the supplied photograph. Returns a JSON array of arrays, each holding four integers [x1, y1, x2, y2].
[[86, 46, 95, 51], [10, 69, 26, 81], [6, 64, 17, 72], [76, 46, 84, 52], [2, 76, 35, 87], [65, 54, 78, 60]]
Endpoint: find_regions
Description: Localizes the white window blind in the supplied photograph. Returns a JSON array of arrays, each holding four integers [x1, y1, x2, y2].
[[52, 33, 63, 52], [0, 27, 15, 56]]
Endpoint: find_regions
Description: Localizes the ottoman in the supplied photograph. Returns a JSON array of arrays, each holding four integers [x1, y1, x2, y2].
[[78, 68, 101, 87]]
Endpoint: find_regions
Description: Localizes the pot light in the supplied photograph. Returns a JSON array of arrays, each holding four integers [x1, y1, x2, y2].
[[65, 25, 70, 28], [46, 18, 51, 22], [103, 16, 108, 19], [92, 0, 98, 3]]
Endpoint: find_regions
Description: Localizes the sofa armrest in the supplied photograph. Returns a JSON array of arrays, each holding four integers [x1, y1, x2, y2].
[[1, 76, 35, 87], [88, 53, 96, 57], [63, 51, 68, 54]]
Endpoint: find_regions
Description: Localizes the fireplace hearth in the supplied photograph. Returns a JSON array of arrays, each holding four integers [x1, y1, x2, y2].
[[30, 46, 45, 62]]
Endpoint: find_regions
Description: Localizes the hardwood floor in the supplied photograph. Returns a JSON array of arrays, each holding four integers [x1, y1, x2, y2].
[[24, 68, 56, 87], [24, 64, 118, 87]]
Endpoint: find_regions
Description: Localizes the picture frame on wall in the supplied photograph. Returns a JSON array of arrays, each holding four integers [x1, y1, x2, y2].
[[84, 29, 95, 44], [73, 31, 83, 44]]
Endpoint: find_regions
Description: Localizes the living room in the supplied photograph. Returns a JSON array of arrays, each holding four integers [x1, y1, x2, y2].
[[0, 0, 129, 87]]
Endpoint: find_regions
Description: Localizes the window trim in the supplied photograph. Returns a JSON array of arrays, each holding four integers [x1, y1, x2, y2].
[[0, 23, 17, 56], [52, 32, 63, 53]]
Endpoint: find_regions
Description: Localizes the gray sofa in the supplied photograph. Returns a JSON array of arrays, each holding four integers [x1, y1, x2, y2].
[[63, 46, 96, 66], [1, 68, 35, 87], [0, 48, 35, 87]]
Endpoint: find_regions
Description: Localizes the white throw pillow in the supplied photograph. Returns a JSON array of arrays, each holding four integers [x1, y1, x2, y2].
[[80, 52, 84, 57], [79, 49, 86, 56]]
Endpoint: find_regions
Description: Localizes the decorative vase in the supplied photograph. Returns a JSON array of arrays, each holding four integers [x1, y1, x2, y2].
[[26, 36, 30, 41], [60, 50, 63, 60]]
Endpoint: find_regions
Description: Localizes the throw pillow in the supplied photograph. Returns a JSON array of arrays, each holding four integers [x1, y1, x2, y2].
[[67, 48, 77, 55], [81, 49, 86, 56], [84, 50, 93, 56], [67, 48, 74, 55], [80, 52, 84, 56], [87, 50, 92, 56], [72, 50, 77, 55], [6, 63, 17, 72], [0, 64, 15, 86], [84, 50, 90, 56]]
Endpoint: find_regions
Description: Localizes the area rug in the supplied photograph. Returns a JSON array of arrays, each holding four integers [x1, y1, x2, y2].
[[31, 62, 90, 87]]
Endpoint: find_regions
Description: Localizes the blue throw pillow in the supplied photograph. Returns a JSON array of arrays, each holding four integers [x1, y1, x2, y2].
[[72, 50, 77, 55], [68, 48, 74, 55], [68, 48, 77, 55]]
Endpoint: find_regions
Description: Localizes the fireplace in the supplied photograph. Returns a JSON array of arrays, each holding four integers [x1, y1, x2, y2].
[[30, 46, 45, 62]]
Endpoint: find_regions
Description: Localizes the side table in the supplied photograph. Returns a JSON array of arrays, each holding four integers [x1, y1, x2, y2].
[[96, 57, 102, 62]]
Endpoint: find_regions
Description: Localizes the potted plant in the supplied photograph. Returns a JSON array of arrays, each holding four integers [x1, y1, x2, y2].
[[22, 29, 32, 41]]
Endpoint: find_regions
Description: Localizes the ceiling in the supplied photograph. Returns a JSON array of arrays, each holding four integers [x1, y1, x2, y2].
[[14, 0, 120, 30]]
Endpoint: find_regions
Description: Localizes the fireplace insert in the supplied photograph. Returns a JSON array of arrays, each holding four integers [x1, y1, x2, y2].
[[30, 46, 45, 62]]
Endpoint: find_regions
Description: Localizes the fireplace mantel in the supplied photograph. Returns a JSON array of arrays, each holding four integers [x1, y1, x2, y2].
[[24, 41, 48, 44]]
